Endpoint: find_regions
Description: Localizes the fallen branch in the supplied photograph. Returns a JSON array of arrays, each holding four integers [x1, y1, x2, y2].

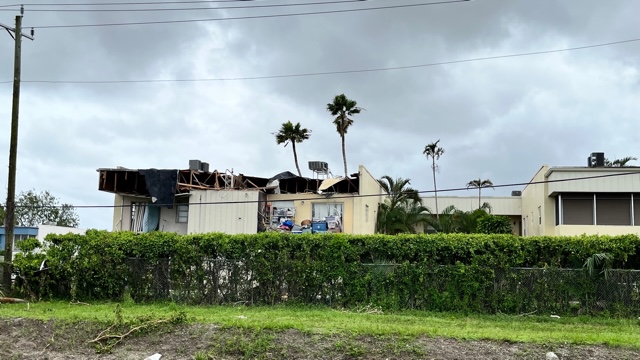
[[69, 301, 91, 306], [0, 297, 30, 310], [0, 297, 29, 304], [518, 309, 538, 317], [89, 318, 173, 349]]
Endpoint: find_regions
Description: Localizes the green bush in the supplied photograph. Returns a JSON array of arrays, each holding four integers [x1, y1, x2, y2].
[[11, 231, 640, 314], [477, 215, 513, 234]]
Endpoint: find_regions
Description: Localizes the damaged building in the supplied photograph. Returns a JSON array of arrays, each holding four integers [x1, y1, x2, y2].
[[97, 161, 384, 235]]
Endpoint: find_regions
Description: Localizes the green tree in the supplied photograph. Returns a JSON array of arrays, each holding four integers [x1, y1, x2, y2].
[[425, 205, 459, 233], [466, 178, 494, 209], [274, 121, 312, 177], [477, 214, 512, 234], [605, 156, 637, 167], [453, 203, 492, 234], [425, 202, 492, 234], [326, 94, 363, 177], [13, 189, 79, 227], [423, 140, 444, 219], [377, 176, 420, 210], [0, 205, 5, 225], [376, 176, 429, 234]]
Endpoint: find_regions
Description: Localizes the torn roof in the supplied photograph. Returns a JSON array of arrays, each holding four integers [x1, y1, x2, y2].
[[97, 166, 360, 199]]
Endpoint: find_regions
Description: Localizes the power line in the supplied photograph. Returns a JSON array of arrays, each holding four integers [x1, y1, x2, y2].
[[24, 0, 470, 29], [6, 169, 640, 209], [2, 0, 370, 12], [0, 0, 259, 8], [2, 37, 637, 85]]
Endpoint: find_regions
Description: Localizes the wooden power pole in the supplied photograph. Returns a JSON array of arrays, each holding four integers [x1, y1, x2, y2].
[[1, 6, 34, 293]]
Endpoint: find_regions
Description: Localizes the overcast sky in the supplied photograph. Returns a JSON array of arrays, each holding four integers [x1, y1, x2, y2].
[[1, 0, 639, 230]]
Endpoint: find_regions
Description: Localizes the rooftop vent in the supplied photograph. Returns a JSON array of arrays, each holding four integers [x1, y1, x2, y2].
[[587, 152, 605, 167], [511, 191, 522, 196]]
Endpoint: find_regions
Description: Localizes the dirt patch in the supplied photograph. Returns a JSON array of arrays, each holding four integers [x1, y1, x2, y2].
[[0, 318, 638, 360]]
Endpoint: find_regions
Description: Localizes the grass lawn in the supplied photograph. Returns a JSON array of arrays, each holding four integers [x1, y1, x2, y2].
[[1, 301, 639, 348]]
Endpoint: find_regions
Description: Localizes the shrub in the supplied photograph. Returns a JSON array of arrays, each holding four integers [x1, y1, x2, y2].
[[11, 232, 640, 314], [477, 215, 513, 234]]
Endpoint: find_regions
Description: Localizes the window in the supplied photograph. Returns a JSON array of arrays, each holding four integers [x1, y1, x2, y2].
[[312, 203, 343, 220], [13, 234, 36, 252], [176, 204, 189, 223], [269, 201, 295, 227], [523, 216, 527, 236], [365, 204, 370, 223], [312, 203, 344, 232], [596, 193, 631, 226], [538, 206, 542, 225], [634, 194, 640, 226], [130, 202, 146, 232], [561, 193, 594, 225]]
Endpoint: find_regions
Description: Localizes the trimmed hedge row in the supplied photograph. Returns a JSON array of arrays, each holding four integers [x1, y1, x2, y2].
[[12, 231, 640, 314]]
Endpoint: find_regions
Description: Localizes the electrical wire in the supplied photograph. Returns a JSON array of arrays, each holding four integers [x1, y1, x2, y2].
[[2, 37, 637, 85], [1, 1, 371, 12], [6, 169, 640, 209], [24, 0, 470, 29], [0, 1, 260, 8]]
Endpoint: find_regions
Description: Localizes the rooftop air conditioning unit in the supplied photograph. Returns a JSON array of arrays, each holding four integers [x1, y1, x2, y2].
[[189, 159, 201, 171], [587, 152, 605, 167], [308, 161, 329, 172], [511, 191, 522, 196]]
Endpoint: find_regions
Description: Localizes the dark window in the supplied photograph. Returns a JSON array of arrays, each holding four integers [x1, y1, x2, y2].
[[634, 194, 640, 226], [596, 193, 631, 226], [562, 193, 593, 225]]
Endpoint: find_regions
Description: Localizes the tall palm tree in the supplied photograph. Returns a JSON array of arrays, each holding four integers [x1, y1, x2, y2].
[[605, 156, 637, 167], [423, 140, 444, 218], [466, 178, 494, 209], [274, 121, 311, 177], [326, 94, 363, 177]]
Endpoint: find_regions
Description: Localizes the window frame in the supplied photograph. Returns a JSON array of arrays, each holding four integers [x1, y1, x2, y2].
[[176, 204, 189, 223]]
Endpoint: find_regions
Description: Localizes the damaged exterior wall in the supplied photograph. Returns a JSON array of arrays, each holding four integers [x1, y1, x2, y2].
[[188, 190, 261, 235], [267, 193, 356, 233], [111, 194, 187, 233], [352, 165, 385, 234], [101, 164, 385, 235]]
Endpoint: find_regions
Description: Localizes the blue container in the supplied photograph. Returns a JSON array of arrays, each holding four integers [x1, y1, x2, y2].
[[312, 222, 328, 232]]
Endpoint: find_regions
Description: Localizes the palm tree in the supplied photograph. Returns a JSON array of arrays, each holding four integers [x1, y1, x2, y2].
[[425, 205, 458, 233], [377, 176, 421, 209], [466, 178, 494, 209], [376, 175, 429, 234], [274, 121, 311, 177], [605, 156, 637, 167], [326, 94, 363, 177], [423, 140, 444, 218]]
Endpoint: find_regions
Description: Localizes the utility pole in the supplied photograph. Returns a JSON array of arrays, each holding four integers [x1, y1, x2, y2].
[[1, 6, 34, 293]]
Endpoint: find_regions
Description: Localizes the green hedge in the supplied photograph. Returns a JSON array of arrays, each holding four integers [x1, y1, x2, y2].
[[12, 231, 640, 315]]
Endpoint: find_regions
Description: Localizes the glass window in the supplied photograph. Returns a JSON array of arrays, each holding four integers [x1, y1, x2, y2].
[[176, 204, 189, 223], [13, 234, 36, 251]]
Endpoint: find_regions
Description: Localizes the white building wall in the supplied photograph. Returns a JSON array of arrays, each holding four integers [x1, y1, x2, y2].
[[36, 225, 86, 252], [188, 190, 260, 234], [421, 196, 521, 216], [546, 168, 640, 195], [159, 206, 188, 234]]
